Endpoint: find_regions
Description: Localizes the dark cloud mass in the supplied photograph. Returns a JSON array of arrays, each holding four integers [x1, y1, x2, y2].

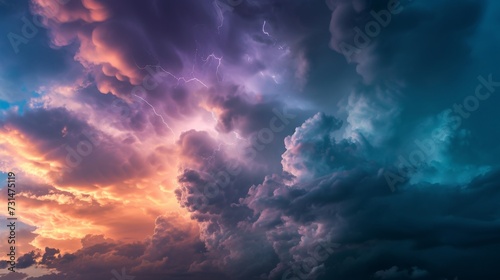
[[0, 0, 499, 280]]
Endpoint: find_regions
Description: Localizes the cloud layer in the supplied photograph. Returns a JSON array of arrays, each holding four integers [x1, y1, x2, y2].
[[1, 0, 500, 279]]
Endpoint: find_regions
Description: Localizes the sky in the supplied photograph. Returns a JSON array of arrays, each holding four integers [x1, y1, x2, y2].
[[0, 0, 500, 279]]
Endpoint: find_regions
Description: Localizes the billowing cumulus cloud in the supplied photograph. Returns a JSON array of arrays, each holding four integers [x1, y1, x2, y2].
[[1, 0, 499, 279]]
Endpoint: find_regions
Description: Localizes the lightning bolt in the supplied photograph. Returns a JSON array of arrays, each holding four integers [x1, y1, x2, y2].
[[206, 111, 246, 156], [202, 142, 223, 164], [215, 4, 224, 33], [232, 131, 247, 142], [135, 63, 209, 88], [201, 110, 249, 165], [259, 71, 279, 84], [211, 111, 219, 124], [262, 21, 288, 50], [262, 20, 270, 36], [133, 94, 175, 135], [213, 0, 230, 33], [203, 54, 223, 81], [202, 132, 247, 164]]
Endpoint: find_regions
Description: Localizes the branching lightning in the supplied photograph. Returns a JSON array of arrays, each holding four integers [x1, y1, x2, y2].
[[135, 63, 209, 88], [133, 94, 175, 135], [200, 110, 248, 164], [232, 131, 247, 142], [203, 54, 223, 81], [202, 142, 223, 164]]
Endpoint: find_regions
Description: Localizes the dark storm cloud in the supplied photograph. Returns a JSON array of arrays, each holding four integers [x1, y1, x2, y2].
[[170, 1, 500, 278], [17, 251, 39, 269], [241, 112, 500, 280], [323, 173, 500, 279], [327, 0, 486, 85], [325, 0, 500, 189], [6, 0, 500, 280], [176, 129, 264, 214], [325, 0, 500, 130], [175, 129, 281, 279], [209, 86, 284, 135], [30, 0, 307, 95], [28, 0, 330, 126], [24, 220, 228, 280], [281, 112, 361, 180], [173, 114, 377, 279], [41, 247, 60, 264], [205, 84, 311, 175]]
